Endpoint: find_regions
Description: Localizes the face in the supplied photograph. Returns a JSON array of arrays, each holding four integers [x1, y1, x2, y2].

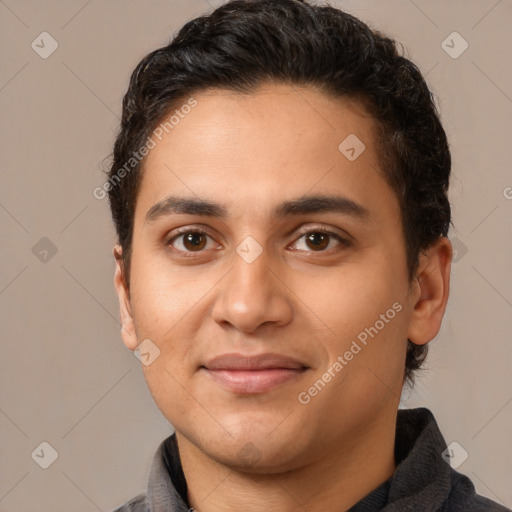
[[114, 83, 444, 472]]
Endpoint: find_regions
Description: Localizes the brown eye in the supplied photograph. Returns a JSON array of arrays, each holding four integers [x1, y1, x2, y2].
[[305, 232, 330, 251], [291, 227, 352, 253], [167, 229, 215, 254], [181, 232, 207, 251]]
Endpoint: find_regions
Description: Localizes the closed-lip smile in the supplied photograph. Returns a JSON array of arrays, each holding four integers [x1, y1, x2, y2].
[[200, 353, 309, 394]]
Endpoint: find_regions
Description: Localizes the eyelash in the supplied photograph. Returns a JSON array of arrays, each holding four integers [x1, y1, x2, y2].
[[165, 225, 352, 257]]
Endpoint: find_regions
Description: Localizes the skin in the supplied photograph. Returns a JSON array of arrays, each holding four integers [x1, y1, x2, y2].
[[113, 82, 452, 512]]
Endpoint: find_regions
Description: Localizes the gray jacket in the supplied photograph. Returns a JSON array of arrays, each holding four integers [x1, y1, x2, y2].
[[111, 407, 510, 511]]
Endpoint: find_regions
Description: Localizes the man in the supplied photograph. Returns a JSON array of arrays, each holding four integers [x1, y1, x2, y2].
[[107, 0, 509, 510]]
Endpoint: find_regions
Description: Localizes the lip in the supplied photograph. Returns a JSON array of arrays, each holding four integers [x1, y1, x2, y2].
[[200, 353, 309, 394]]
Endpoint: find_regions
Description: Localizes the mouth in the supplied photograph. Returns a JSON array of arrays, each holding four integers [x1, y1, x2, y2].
[[200, 353, 310, 394]]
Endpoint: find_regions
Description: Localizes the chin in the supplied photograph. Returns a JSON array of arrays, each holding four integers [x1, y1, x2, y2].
[[198, 422, 309, 473], [208, 440, 304, 474]]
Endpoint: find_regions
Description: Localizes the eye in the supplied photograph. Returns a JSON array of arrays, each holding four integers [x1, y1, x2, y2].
[[291, 226, 352, 252], [166, 228, 217, 254]]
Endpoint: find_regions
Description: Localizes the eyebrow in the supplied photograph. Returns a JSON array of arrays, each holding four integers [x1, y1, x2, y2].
[[144, 194, 371, 224]]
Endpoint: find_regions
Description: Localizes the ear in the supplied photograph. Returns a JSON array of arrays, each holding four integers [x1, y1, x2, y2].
[[113, 245, 138, 351], [407, 236, 452, 345]]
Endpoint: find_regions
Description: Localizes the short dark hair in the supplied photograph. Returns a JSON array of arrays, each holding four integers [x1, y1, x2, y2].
[[105, 0, 452, 386]]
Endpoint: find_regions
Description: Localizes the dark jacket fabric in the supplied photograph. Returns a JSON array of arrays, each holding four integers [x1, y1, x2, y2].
[[111, 407, 510, 512]]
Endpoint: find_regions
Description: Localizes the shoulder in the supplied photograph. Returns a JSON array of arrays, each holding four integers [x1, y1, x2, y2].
[[110, 492, 148, 512], [441, 469, 511, 512]]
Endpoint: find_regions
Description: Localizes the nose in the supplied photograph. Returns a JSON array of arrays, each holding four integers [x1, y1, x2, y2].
[[210, 247, 293, 334]]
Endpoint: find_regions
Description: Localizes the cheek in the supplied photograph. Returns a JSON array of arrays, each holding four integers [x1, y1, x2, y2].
[[142, 359, 200, 433], [296, 255, 408, 388], [129, 255, 209, 336], [297, 257, 403, 336]]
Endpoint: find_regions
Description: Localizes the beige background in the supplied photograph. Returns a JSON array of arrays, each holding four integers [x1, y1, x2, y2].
[[1, 0, 511, 510]]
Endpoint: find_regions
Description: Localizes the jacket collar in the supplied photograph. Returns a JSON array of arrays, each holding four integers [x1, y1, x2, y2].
[[146, 433, 189, 511], [348, 407, 451, 511]]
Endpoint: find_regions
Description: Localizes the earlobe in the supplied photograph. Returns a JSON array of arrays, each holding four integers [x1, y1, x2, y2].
[[113, 245, 139, 351], [407, 237, 452, 346]]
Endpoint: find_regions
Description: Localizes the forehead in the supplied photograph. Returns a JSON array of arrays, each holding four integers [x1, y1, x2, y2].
[[134, 83, 397, 227]]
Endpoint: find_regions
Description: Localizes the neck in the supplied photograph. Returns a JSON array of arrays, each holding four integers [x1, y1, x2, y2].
[[176, 410, 397, 512]]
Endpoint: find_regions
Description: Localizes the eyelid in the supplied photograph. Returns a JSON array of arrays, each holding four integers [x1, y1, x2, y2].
[[291, 224, 353, 244]]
